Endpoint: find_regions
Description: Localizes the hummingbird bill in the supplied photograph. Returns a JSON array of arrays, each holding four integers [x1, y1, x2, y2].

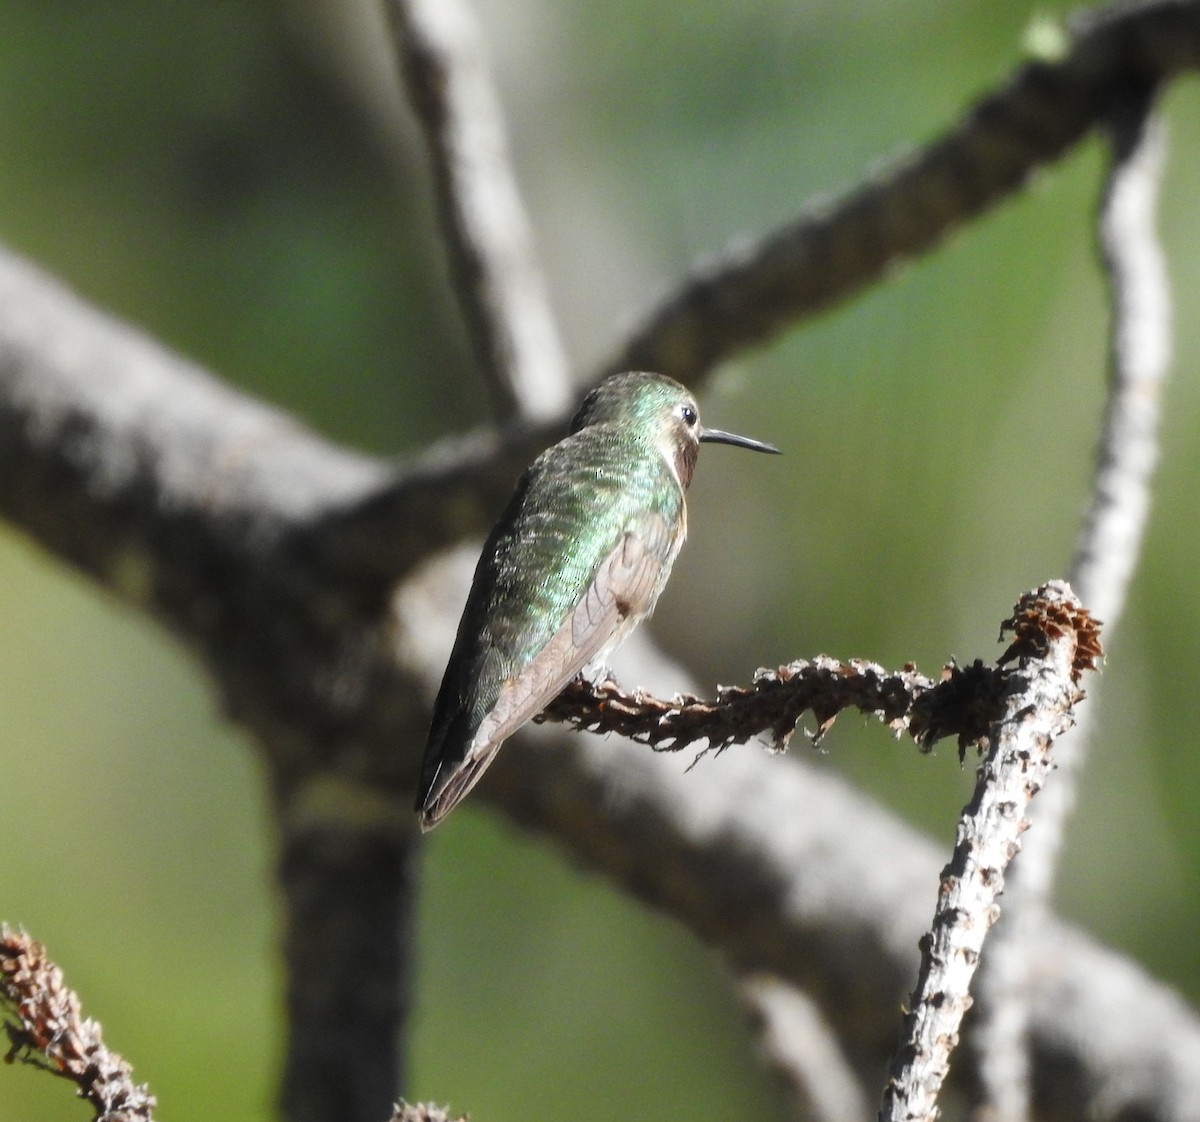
[[415, 371, 779, 830]]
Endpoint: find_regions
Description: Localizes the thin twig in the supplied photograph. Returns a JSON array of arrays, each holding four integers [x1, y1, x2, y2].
[[877, 584, 1102, 1122], [1, 927, 156, 1121], [599, 0, 1200, 385], [742, 976, 870, 1122], [970, 92, 1170, 1122], [384, 0, 572, 421], [539, 655, 1003, 759]]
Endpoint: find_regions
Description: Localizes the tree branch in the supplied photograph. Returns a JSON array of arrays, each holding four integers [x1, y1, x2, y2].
[[971, 89, 1172, 1122], [1, 927, 156, 1122], [0, 244, 427, 1122], [741, 975, 870, 1122], [384, 0, 573, 421], [539, 655, 1001, 759], [1, 237, 1198, 1119], [879, 585, 1100, 1121], [599, 0, 1200, 384]]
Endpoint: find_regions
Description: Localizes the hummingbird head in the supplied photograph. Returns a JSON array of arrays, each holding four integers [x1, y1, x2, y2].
[[571, 371, 779, 488]]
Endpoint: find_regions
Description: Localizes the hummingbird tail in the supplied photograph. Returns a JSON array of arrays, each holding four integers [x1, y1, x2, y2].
[[417, 740, 504, 832]]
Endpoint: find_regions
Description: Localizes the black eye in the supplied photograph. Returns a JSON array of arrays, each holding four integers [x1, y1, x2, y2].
[[680, 404, 698, 427]]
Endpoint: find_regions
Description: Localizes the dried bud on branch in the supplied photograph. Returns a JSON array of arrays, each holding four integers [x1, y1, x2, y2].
[[1, 926, 155, 1122], [539, 584, 1101, 766]]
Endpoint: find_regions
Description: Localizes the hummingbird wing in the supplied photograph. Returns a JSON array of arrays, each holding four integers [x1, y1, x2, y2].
[[479, 515, 670, 739], [418, 510, 677, 830]]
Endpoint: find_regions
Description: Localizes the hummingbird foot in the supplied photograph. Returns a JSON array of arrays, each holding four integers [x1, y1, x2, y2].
[[584, 663, 621, 689]]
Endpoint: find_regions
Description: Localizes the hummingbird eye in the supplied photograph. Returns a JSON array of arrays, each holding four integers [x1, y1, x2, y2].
[[680, 404, 698, 428]]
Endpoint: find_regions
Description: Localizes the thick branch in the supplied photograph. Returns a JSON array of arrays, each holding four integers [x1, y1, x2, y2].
[[0, 246, 428, 1122], [2, 243, 1200, 1120]]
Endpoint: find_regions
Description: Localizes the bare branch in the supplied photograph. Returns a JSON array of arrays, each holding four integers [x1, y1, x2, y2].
[[475, 674, 1200, 1121], [1, 927, 156, 1122], [276, 815, 423, 1122], [878, 584, 1101, 1122], [600, 0, 1200, 384], [0, 244, 429, 1122], [971, 91, 1171, 1122], [0, 248, 387, 584], [742, 976, 870, 1122], [314, 416, 559, 579], [384, 0, 572, 421], [1076, 97, 1171, 625], [326, 0, 1200, 581]]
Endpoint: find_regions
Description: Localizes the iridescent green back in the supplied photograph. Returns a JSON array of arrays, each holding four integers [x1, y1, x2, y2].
[[440, 422, 681, 733], [420, 375, 694, 797]]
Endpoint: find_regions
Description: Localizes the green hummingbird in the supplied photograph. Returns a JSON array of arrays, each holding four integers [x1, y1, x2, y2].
[[416, 370, 779, 830]]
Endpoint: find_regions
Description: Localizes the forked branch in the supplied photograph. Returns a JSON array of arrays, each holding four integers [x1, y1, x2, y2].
[[539, 586, 1100, 765], [878, 584, 1101, 1122]]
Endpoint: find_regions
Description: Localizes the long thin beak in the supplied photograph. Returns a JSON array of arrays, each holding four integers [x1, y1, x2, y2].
[[699, 426, 780, 454]]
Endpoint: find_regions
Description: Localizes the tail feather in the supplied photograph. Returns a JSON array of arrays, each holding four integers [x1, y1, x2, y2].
[[417, 740, 503, 831]]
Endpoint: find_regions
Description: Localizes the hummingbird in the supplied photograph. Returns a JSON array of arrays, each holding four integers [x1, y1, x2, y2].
[[415, 371, 779, 830]]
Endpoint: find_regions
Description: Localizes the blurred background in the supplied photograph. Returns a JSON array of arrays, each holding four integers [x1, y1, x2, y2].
[[1, 1, 1198, 1119]]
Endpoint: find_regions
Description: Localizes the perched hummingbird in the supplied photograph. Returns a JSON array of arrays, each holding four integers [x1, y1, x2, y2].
[[416, 371, 779, 830]]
